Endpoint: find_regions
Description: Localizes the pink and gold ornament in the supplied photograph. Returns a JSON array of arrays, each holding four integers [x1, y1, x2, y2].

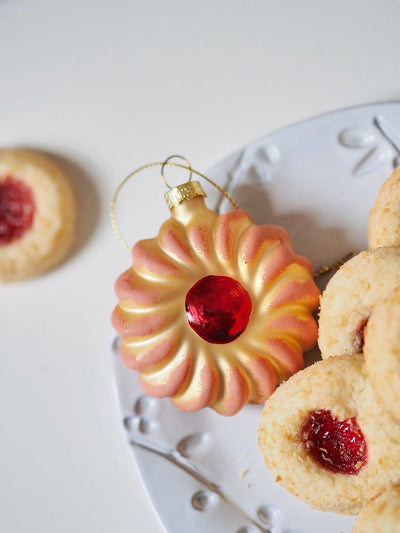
[[111, 161, 320, 416]]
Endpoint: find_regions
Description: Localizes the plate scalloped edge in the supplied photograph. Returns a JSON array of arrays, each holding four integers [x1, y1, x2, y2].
[[110, 101, 400, 533]]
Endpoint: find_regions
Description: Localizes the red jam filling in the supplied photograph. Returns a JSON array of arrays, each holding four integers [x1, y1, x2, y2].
[[185, 275, 252, 344], [0, 176, 35, 245], [354, 317, 369, 353], [300, 409, 367, 474]]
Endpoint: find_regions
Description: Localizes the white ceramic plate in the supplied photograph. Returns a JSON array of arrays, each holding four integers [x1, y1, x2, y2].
[[111, 102, 400, 533]]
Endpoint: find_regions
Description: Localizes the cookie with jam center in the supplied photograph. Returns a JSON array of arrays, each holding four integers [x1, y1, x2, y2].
[[368, 166, 400, 249], [363, 287, 400, 423], [318, 248, 400, 359], [0, 149, 77, 281], [352, 485, 400, 533], [258, 353, 400, 515]]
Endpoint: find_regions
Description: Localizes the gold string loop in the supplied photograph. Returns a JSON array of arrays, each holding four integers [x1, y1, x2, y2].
[[161, 155, 192, 188], [110, 157, 240, 251], [313, 252, 353, 278]]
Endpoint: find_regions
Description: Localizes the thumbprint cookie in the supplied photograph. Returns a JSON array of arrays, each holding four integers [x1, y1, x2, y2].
[[318, 248, 400, 358], [258, 354, 400, 514], [368, 166, 400, 250], [363, 287, 400, 423], [352, 486, 400, 533], [0, 149, 76, 281]]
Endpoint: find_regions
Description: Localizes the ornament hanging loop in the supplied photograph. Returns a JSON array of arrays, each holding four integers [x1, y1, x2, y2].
[[160, 154, 193, 189], [110, 156, 240, 252]]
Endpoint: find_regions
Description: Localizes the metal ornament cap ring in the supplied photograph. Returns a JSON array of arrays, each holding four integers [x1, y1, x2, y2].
[[164, 181, 206, 210]]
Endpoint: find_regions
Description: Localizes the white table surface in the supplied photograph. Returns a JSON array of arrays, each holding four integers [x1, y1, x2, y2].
[[1, 1, 399, 532]]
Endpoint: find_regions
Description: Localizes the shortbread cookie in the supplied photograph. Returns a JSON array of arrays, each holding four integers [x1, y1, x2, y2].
[[318, 248, 400, 358], [0, 149, 77, 281], [364, 287, 400, 422], [258, 354, 400, 515], [352, 486, 400, 533], [357, 377, 400, 481], [368, 166, 400, 249]]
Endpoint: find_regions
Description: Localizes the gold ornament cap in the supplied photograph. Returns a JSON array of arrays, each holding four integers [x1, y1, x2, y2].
[[164, 181, 206, 210]]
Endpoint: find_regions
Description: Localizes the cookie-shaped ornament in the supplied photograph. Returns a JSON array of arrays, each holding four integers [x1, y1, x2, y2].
[[0, 149, 77, 281], [352, 486, 400, 533], [368, 166, 400, 249], [112, 164, 320, 416], [318, 247, 400, 358], [258, 354, 400, 514]]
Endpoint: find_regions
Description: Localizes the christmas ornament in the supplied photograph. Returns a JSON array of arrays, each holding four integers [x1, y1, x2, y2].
[[111, 156, 320, 416]]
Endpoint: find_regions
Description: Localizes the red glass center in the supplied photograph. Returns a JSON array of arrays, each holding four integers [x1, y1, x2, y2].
[[0, 176, 35, 245], [185, 275, 252, 344], [300, 409, 367, 475]]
